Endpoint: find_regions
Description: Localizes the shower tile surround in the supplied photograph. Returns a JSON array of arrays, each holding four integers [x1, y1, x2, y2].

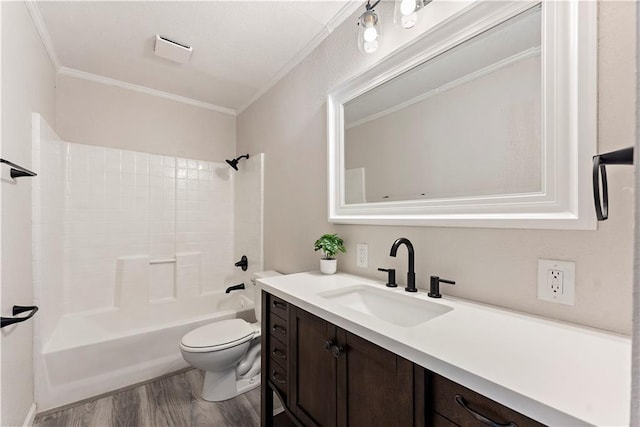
[[32, 114, 264, 409], [60, 143, 237, 311]]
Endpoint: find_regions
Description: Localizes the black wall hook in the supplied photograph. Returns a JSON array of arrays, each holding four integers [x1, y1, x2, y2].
[[593, 146, 633, 221]]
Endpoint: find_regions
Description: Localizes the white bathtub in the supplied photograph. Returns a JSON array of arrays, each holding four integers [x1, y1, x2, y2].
[[36, 292, 255, 411]]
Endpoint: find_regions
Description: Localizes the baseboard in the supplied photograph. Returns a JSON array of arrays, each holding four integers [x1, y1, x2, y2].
[[23, 403, 37, 427]]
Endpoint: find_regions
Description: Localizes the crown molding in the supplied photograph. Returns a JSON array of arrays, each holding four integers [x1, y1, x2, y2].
[[236, 0, 363, 114], [25, 0, 61, 71], [26, 0, 361, 116], [26, 0, 235, 115], [58, 67, 236, 116]]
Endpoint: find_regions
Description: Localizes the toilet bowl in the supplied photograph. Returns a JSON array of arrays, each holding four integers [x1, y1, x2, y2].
[[180, 270, 281, 401]]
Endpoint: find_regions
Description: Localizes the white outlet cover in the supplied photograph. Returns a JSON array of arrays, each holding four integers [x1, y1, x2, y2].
[[537, 259, 575, 306]]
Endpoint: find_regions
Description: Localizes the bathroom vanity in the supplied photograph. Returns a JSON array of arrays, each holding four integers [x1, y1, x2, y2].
[[259, 272, 630, 426]]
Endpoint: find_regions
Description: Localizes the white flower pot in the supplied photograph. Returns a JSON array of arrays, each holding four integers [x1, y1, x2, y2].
[[320, 258, 337, 275]]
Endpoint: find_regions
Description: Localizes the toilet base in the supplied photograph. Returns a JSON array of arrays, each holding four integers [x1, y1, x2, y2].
[[201, 370, 261, 402]]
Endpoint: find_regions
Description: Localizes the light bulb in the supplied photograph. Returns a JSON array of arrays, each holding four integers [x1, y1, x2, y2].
[[363, 24, 378, 43], [401, 12, 417, 29], [400, 0, 417, 16], [357, 7, 380, 54], [363, 39, 378, 54]]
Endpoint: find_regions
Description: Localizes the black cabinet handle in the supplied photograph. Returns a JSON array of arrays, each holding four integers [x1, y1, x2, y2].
[[323, 340, 344, 358], [272, 371, 286, 384], [1, 305, 39, 329], [272, 300, 287, 309], [272, 349, 286, 359], [272, 325, 287, 336], [331, 345, 345, 358], [455, 395, 517, 427]]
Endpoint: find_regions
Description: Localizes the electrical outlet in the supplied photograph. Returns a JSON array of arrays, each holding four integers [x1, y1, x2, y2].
[[356, 243, 368, 268], [548, 269, 563, 295], [537, 259, 575, 305]]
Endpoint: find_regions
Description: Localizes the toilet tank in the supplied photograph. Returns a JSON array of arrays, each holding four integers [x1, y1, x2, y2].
[[251, 270, 281, 321]]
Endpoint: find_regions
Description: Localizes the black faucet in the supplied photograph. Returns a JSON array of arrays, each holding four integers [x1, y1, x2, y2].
[[377, 268, 397, 288], [234, 255, 248, 271], [390, 238, 416, 292], [225, 283, 245, 293], [428, 276, 455, 298]]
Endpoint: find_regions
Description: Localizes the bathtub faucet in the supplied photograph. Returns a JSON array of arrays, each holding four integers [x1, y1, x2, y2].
[[234, 255, 248, 271], [225, 283, 245, 294]]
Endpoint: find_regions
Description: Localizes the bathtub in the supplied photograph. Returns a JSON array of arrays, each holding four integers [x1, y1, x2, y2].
[[36, 292, 255, 411]]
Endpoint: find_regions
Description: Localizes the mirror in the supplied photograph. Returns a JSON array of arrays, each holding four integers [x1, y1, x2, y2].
[[344, 7, 541, 204], [327, 0, 597, 229]]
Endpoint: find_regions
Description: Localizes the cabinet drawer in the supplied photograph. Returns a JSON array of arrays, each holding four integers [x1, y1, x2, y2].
[[270, 360, 288, 396], [269, 312, 288, 341], [432, 412, 457, 427], [269, 336, 288, 369], [269, 294, 289, 319], [431, 375, 545, 427]]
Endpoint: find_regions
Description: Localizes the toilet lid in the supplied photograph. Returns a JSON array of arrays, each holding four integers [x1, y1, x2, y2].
[[181, 319, 255, 352]]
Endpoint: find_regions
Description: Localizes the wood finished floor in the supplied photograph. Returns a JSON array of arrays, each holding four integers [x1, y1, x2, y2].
[[34, 369, 262, 427]]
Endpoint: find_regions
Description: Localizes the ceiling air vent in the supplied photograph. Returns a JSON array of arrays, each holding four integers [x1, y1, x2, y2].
[[154, 35, 192, 64]]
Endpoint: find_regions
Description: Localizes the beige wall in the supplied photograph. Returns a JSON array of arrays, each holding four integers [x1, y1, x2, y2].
[[1, 2, 57, 424], [238, 1, 636, 335], [56, 75, 236, 162]]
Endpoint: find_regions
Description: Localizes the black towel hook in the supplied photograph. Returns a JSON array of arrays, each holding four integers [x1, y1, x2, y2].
[[1, 305, 39, 329], [0, 158, 37, 179], [592, 146, 633, 221]]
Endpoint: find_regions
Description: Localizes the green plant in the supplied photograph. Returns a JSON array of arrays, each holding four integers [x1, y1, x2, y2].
[[314, 233, 347, 259]]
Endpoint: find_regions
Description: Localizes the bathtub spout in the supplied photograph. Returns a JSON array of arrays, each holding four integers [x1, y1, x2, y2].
[[225, 283, 245, 293]]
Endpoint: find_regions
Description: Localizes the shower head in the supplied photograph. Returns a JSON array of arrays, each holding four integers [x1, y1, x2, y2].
[[226, 154, 250, 171]]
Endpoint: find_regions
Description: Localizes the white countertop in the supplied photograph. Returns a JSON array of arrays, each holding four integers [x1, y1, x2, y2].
[[257, 271, 631, 427]]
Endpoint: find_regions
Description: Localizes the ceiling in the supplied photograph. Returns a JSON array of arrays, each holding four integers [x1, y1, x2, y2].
[[36, 1, 362, 114]]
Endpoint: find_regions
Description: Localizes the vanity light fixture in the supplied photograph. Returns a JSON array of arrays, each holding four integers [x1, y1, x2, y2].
[[394, 0, 432, 29], [357, 0, 381, 54]]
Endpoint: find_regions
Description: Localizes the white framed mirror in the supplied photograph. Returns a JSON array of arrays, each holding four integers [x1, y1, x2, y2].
[[327, 0, 597, 229]]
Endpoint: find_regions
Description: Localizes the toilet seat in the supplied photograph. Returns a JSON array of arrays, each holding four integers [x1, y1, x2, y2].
[[180, 319, 256, 353]]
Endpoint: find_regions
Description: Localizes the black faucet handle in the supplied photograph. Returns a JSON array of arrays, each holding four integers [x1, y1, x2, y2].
[[234, 255, 248, 271], [377, 268, 398, 288], [428, 276, 455, 298]]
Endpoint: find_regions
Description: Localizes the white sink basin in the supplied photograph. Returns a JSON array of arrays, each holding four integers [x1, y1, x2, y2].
[[319, 285, 452, 327]]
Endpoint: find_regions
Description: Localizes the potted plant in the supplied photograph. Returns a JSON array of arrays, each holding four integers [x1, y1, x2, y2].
[[314, 233, 347, 275]]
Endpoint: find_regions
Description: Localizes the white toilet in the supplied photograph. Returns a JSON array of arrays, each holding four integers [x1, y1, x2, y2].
[[180, 271, 281, 401]]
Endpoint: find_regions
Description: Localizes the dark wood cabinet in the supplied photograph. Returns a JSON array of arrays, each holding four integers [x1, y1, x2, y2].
[[262, 291, 546, 427], [287, 306, 415, 427], [336, 330, 414, 427], [289, 307, 337, 426], [427, 373, 545, 427]]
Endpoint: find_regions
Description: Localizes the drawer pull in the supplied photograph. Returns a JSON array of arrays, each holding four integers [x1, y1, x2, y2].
[[272, 349, 286, 359], [323, 340, 344, 358], [272, 325, 287, 335], [272, 371, 286, 384], [272, 300, 287, 309], [455, 395, 518, 427], [331, 345, 344, 358]]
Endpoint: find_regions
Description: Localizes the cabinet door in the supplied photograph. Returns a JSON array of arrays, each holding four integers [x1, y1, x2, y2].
[[289, 307, 338, 427], [337, 331, 414, 427]]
